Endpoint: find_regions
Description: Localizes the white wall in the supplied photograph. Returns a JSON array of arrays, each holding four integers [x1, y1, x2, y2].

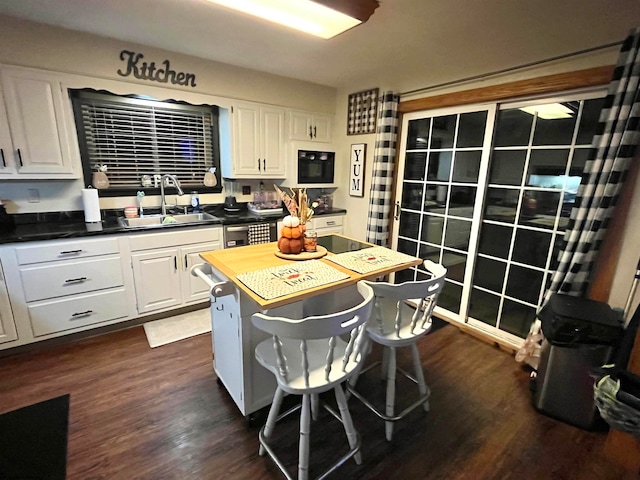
[[0, 14, 337, 213]]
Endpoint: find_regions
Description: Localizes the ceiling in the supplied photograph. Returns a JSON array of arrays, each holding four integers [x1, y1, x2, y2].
[[1, 0, 639, 93]]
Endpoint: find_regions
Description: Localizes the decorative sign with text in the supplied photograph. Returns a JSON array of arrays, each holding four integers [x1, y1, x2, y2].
[[117, 50, 197, 87], [349, 143, 366, 197]]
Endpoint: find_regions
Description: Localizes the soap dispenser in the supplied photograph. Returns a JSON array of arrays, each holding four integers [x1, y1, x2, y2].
[[190, 191, 200, 213]]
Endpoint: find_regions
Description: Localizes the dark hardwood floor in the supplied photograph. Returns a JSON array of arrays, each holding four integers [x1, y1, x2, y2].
[[0, 323, 635, 479]]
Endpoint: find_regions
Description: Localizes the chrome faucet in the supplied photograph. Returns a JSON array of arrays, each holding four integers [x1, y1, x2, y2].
[[155, 174, 184, 215]]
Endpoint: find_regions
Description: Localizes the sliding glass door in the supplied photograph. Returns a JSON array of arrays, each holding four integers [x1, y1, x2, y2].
[[392, 91, 605, 347]]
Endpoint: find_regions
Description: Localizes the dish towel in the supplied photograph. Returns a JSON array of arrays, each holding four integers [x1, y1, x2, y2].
[[248, 223, 272, 245]]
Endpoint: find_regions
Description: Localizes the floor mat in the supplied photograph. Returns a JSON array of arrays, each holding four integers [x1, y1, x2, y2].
[[0, 394, 70, 480], [143, 308, 211, 348]]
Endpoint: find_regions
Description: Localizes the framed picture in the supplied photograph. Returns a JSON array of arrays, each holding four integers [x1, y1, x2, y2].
[[347, 88, 378, 135], [349, 143, 366, 197]]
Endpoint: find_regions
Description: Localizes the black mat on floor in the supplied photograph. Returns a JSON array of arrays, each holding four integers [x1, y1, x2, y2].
[[0, 394, 70, 480]]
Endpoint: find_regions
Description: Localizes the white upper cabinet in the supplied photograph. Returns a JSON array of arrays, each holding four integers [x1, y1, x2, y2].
[[0, 66, 80, 179], [0, 89, 16, 175], [288, 110, 332, 143], [223, 101, 285, 178]]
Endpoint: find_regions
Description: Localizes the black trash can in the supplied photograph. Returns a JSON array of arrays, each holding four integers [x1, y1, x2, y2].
[[532, 294, 623, 429]]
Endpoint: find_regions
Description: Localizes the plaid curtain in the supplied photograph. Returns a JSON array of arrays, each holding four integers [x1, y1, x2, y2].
[[366, 91, 400, 246], [546, 27, 640, 300], [518, 27, 640, 366]]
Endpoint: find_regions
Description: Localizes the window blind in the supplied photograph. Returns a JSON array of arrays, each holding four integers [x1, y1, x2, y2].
[[72, 91, 218, 190]]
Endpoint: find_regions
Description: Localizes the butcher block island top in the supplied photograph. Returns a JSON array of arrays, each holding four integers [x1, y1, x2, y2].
[[199, 234, 422, 310]]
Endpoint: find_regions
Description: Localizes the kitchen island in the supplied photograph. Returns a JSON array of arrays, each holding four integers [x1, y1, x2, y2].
[[198, 234, 422, 418]]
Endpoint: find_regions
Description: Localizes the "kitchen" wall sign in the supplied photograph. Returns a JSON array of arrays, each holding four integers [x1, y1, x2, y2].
[[117, 50, 197, 87]]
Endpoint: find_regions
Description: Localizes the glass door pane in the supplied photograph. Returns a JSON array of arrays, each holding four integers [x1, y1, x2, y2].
[[469, 96, 602, 339], [396, 108, 489, 316], [394, 92, 605, 345]]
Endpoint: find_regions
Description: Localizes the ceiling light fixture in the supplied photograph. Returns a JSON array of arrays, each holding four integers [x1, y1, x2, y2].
[[519, 103, 574, 120], [207, 0, 379, 39]]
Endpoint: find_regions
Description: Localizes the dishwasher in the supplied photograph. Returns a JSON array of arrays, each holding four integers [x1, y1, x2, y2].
[[223, 222, 278, 248]]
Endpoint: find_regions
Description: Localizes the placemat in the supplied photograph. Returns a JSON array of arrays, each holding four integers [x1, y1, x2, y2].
[[325, 246, 419, 274], [236, 260, 349, 300]]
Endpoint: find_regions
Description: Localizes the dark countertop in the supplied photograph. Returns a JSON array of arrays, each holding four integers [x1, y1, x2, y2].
[[0, 204, 347, 245]]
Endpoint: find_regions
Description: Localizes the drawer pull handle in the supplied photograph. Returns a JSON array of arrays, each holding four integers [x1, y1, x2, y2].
[[0, 149, 5, 168], [60, 249, 83, 255], [65, 277, 87, 284], [326, 221, 336, 225], [71, 310, 93, 318], [17, 148, 23, 167]]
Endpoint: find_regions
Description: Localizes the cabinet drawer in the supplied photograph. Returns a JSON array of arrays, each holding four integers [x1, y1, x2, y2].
[[20, 256, 124, 302], [311, 215, 343, 230], [128, 227, 221, 251], [15, 238, 120, 265], [28, 288, 129, 337]]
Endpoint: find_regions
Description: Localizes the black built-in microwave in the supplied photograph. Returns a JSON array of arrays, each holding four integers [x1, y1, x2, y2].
[[297, 149, 335, 184]]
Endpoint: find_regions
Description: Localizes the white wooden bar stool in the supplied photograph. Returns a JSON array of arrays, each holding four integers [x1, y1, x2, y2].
[[252, 282, 375, 480], [347, 261, 446, 441]]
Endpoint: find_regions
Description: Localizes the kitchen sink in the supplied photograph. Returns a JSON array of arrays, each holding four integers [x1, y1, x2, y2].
[[118, 212, 219, 228]]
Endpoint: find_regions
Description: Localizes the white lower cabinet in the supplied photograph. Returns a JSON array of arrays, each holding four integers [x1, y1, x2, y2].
[[128, 227, 222, 315], [28, 289, 129, 337], [0, 262, 17, 344], [0, 225, 222, 350], [0, 235, 135, 349], [310, 214, 344, 235]]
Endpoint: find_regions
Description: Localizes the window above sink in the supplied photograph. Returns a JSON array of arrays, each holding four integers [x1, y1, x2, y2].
[[69, 89, 224, 196]]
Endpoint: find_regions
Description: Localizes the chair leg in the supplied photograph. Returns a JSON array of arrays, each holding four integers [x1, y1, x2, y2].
[[260, 386, 285, 456], [334, 385, 362, 464], [298, 394, 311, 480], [411, 343, 429, 412], [347, 337, 371, 395], [385, 347, 397, 441], [381, 345, 390, 381], [311, 393, 319, 421]]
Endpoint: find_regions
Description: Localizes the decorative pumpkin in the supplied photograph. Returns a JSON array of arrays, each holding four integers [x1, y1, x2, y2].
[[281, 225, 302, 239], [278, 235, 303, 254], [283, 215, 300, 228]]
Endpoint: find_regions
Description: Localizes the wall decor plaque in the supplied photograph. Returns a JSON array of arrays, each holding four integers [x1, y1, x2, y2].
[[349, 143, 366, 197], [347, 88, 378, 135]]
